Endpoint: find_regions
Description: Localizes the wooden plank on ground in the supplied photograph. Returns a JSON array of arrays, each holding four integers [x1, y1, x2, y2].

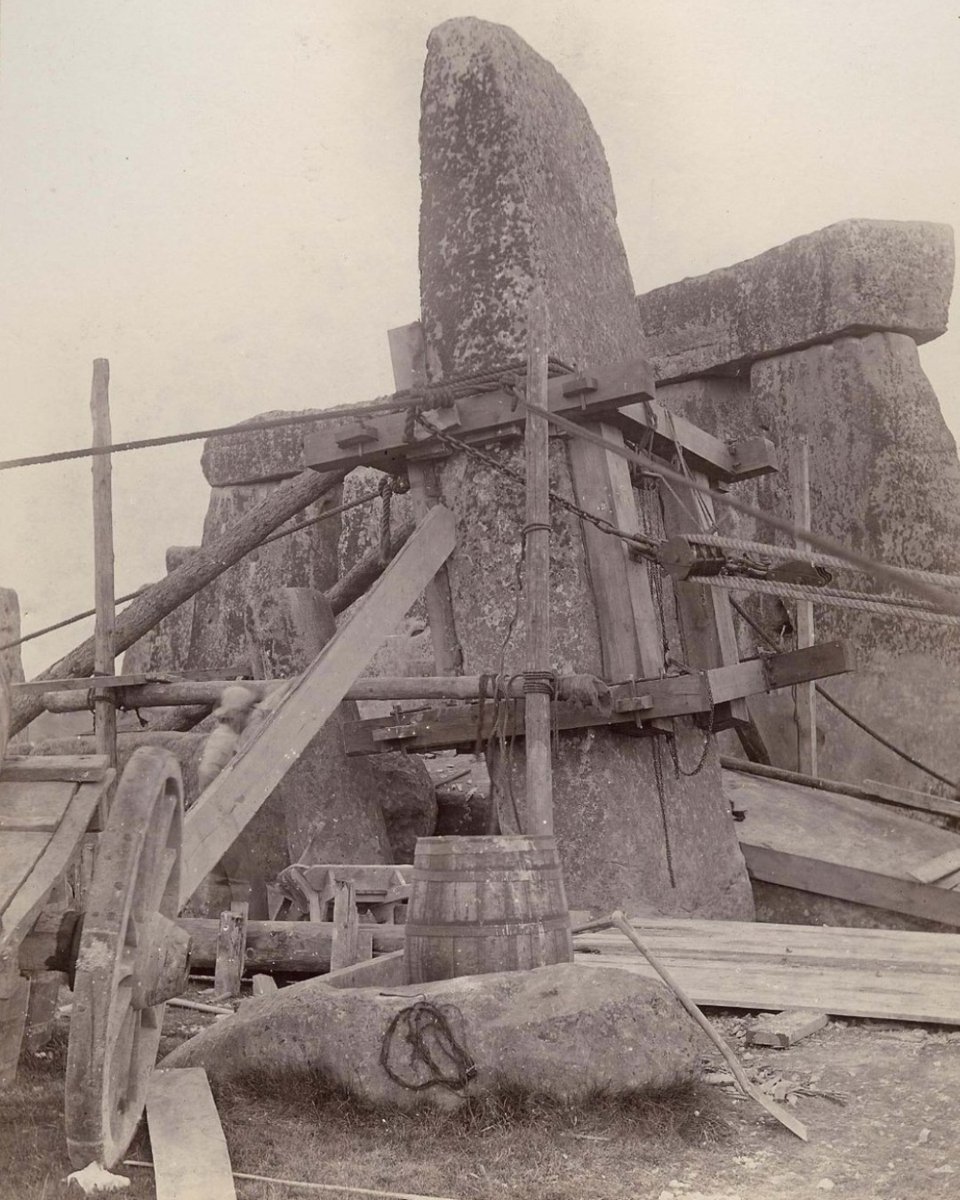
[[741, 843, 960, 928], [0, 780, 76, 831], [147, 1067, 236, 1200], [179, 504, 457, 906], [574, 917, 960, 1023], [909, 848, 960, 884], [747, 1010, 828, 1048]]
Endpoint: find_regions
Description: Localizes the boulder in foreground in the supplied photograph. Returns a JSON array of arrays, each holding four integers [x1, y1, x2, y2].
[[165, 962, 703, 1108]]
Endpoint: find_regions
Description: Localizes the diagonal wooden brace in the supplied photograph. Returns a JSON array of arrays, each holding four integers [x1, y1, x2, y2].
[[178, 504, 457, 907]]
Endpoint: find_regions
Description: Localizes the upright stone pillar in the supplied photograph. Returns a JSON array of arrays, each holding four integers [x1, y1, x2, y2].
[[418, 18, 753, 916]]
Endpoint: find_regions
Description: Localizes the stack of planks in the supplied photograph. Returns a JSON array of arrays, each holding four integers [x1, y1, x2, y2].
[[573, 917, 960, 1024]]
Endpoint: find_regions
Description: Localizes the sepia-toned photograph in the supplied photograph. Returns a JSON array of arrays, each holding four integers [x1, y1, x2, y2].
[[1, 4, 958, 1197]]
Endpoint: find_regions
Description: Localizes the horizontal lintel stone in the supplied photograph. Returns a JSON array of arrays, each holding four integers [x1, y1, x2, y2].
[[636, 219, 954, 384]]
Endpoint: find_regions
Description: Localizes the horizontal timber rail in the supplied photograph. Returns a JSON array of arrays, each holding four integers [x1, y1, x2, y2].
[[341, 643, 854, 756], [36, 643, 853, 713]]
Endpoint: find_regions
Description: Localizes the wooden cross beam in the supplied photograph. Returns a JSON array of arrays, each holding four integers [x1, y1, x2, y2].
[[340, 641, 855, 756], [301, 355, 777, 483]]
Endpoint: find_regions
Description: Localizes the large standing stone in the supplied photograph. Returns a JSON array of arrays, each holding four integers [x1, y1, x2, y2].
[[636, 220, 954, 384], [164, 962, 703, 1105], [664, 332, 960, 790], [418, 19, 753, 917]]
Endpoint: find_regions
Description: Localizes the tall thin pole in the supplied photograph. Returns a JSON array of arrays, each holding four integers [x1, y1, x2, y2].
[[792, 436, 817, 775], [523, 287, 553, 837], [91, 359, 117, 786]]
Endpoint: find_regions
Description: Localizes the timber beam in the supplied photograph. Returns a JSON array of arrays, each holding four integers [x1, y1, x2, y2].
[[342, 641, 854, 755], [302, 357, 655, 474]]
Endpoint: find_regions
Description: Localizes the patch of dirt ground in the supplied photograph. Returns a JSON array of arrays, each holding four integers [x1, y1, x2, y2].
[[2, 992, 958, 1200]]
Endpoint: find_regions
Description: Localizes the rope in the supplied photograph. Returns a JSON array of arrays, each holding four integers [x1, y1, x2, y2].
[[694, 575, 960, 626], [0, 487, 383, 654], [728, 597, 958, 790], [379, 1000, 477, 1093], [522, 669, 557, 696], [518, 398, 960, 621], [687, 532, 960, 592], [0, 357, 576, 473]]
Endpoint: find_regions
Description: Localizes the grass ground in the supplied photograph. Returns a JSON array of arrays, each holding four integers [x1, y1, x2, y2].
[[2, 997, 959, 1200]]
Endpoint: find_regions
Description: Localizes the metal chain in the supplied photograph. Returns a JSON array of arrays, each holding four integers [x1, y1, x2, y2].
[[413, 411, 658, 555]]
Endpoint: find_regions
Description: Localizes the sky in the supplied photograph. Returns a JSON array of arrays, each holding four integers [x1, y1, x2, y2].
[[1, 0, 958, 677]]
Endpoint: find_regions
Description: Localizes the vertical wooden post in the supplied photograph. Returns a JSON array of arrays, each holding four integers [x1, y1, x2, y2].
[[90, 359, 117, 789], [792, 437, 817, 775], [213, 901, 248, 999], [523, 288, 553, 838]]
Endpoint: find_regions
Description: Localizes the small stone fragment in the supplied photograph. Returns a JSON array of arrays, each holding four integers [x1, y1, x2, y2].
[[817, 1180, 835, 1191], [64, 1163, 130, 1195], [747, 1010, 829, 1049]]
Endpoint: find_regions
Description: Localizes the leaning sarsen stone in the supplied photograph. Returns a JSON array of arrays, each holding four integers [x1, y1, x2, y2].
[[418, 18, 753, 917], [636, 219, 954, 384]]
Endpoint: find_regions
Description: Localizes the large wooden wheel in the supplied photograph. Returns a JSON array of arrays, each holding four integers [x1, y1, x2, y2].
[[65, 747, 189, 1168]]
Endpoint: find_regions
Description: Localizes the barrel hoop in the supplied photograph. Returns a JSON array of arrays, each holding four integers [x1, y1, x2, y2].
[[411, 866, 563, 883], [405, 915, 572, 938]]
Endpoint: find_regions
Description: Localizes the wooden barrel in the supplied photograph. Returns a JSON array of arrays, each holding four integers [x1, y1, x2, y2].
[[405, 834, 573, 983]]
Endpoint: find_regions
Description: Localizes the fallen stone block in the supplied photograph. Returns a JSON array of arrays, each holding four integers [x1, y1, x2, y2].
[[370, 751, 437, 862], [746, 1010, 828, 1049], [164, 961, 703, 1108], [636, 219, 954, 383]]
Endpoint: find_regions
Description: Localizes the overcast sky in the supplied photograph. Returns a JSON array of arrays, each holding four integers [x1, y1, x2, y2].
[[1, 1, 958, 677]]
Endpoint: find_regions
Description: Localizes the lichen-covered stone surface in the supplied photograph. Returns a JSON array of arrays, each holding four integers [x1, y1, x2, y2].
[[121, 547, 198, 701], [187, 481, 340, 672], [418, 18, 753, 916], [636, 219, 954, 383], [662, 333, 960, 791], [164, 962, 703, 1106]]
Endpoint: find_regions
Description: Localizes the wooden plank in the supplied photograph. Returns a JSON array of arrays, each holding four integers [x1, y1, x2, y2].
[[387, 321, 427, 391], [863, 777, 960, 822], [147, 1068, 236, 1200], [303, 357, 655, 474], [763, 641, 856, 689], [16, 667, 254, 697], [213, 903, 248, 999], [523, 288, 554, 837], [0, 780, 76, 831], [330, 880, 372, 971], [387, 321, 462, 676], [576, 951, 960, 1024], [574, 916, 960, 968], [179, 504, 457, 906], [909, 848, 960, 884], [322, 948, 406, 990], [573, 917, 960, 1023], [406, 464, 462, 675], [567, 433, 640, 680], [602, 424, 664, 676], [791, 437, 817, 775], [0, 775, 112, 951], [611, 402, 778, 482], [0, 755, 110, 783], [342, 649, 848, 755], [741, 843, 960, 928], [90, 357, 118, 787], [0, 833, 57, 921], [0, 976, 30, 1088]]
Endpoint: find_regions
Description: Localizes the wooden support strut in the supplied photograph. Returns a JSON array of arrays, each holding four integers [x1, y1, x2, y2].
[[177, 503, 457, 908], [523, 289, 553, 838], [90, 359, 118, 801]]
